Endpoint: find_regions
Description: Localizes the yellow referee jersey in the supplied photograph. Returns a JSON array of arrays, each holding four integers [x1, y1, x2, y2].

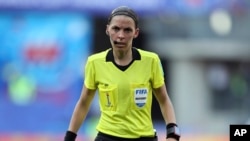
[[84, 47, 165, 138]]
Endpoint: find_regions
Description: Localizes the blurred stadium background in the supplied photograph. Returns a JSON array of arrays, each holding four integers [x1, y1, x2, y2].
[[0, 0, 250, 140]]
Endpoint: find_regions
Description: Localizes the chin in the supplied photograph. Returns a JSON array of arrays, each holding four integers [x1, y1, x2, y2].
[[114, 45, 126, 49]]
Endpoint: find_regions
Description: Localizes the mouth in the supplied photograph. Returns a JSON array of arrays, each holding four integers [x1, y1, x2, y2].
[[114, 41, 126, 47]]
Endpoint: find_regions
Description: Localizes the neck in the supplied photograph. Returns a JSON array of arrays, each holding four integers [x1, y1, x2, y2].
[[113, 48, 133, 66]]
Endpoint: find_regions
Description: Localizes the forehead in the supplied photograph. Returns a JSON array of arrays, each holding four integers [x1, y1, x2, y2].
[[109, 15, 136, 28]]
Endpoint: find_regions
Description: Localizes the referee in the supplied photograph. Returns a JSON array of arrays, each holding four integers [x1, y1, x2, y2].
[[64, 6, 180, 141]]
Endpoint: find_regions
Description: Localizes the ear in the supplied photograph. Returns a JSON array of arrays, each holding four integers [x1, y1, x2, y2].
[[133, 28, 139, 38], [106, 25, 109, 36]]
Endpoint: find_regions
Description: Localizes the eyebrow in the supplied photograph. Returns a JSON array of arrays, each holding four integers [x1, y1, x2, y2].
[[111, 26, 133, 31], [124, 27, 133, 31]]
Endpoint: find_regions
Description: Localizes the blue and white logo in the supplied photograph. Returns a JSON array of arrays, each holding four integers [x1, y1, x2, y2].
[[134, 88, 148, 107]]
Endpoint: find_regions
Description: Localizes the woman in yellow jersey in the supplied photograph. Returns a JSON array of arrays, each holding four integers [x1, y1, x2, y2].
[[64, 6, 180, 141]]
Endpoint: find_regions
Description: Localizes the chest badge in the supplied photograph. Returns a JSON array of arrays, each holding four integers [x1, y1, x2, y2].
[[134, 88, 148, 107]]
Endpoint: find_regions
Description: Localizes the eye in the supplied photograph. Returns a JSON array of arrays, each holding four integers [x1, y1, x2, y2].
[[124, 28, 132, 33], [112, 26, 120, 32]]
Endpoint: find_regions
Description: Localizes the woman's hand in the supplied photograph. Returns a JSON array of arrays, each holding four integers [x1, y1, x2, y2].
[[166, 138, 178, 141]]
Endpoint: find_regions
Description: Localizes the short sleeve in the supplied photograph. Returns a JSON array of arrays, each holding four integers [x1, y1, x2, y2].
[[152, 55, 165, 88], [84, 58, 96, 90]]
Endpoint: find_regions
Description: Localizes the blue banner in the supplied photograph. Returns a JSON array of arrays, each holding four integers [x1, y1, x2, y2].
[[0, 11, 93, 132], [0, 0, 247, 16]]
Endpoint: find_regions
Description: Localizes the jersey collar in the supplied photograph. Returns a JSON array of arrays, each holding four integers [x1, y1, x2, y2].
[[106, 47, 141, 62]]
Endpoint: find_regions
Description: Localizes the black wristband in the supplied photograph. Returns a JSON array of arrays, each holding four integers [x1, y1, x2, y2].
[[166, 123, 180, 141], [64, 131, 77, 141]]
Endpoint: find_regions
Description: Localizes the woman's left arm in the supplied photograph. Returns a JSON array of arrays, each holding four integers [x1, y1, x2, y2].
[[153, 84, 180, 141]]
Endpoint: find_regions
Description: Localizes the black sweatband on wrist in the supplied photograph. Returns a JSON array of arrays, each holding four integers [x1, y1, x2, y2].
[[64, 130, 77, 141], [166, 123, 181, 141]]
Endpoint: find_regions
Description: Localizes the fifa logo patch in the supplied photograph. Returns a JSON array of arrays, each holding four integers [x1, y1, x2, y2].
[[134, 88, 148, 107]]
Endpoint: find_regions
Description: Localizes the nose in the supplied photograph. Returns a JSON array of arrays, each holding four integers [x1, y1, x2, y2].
[[117, 30, 125, 39]]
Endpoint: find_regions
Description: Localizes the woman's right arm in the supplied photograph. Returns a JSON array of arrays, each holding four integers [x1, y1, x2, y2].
[[67, 85, 96, 133]]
